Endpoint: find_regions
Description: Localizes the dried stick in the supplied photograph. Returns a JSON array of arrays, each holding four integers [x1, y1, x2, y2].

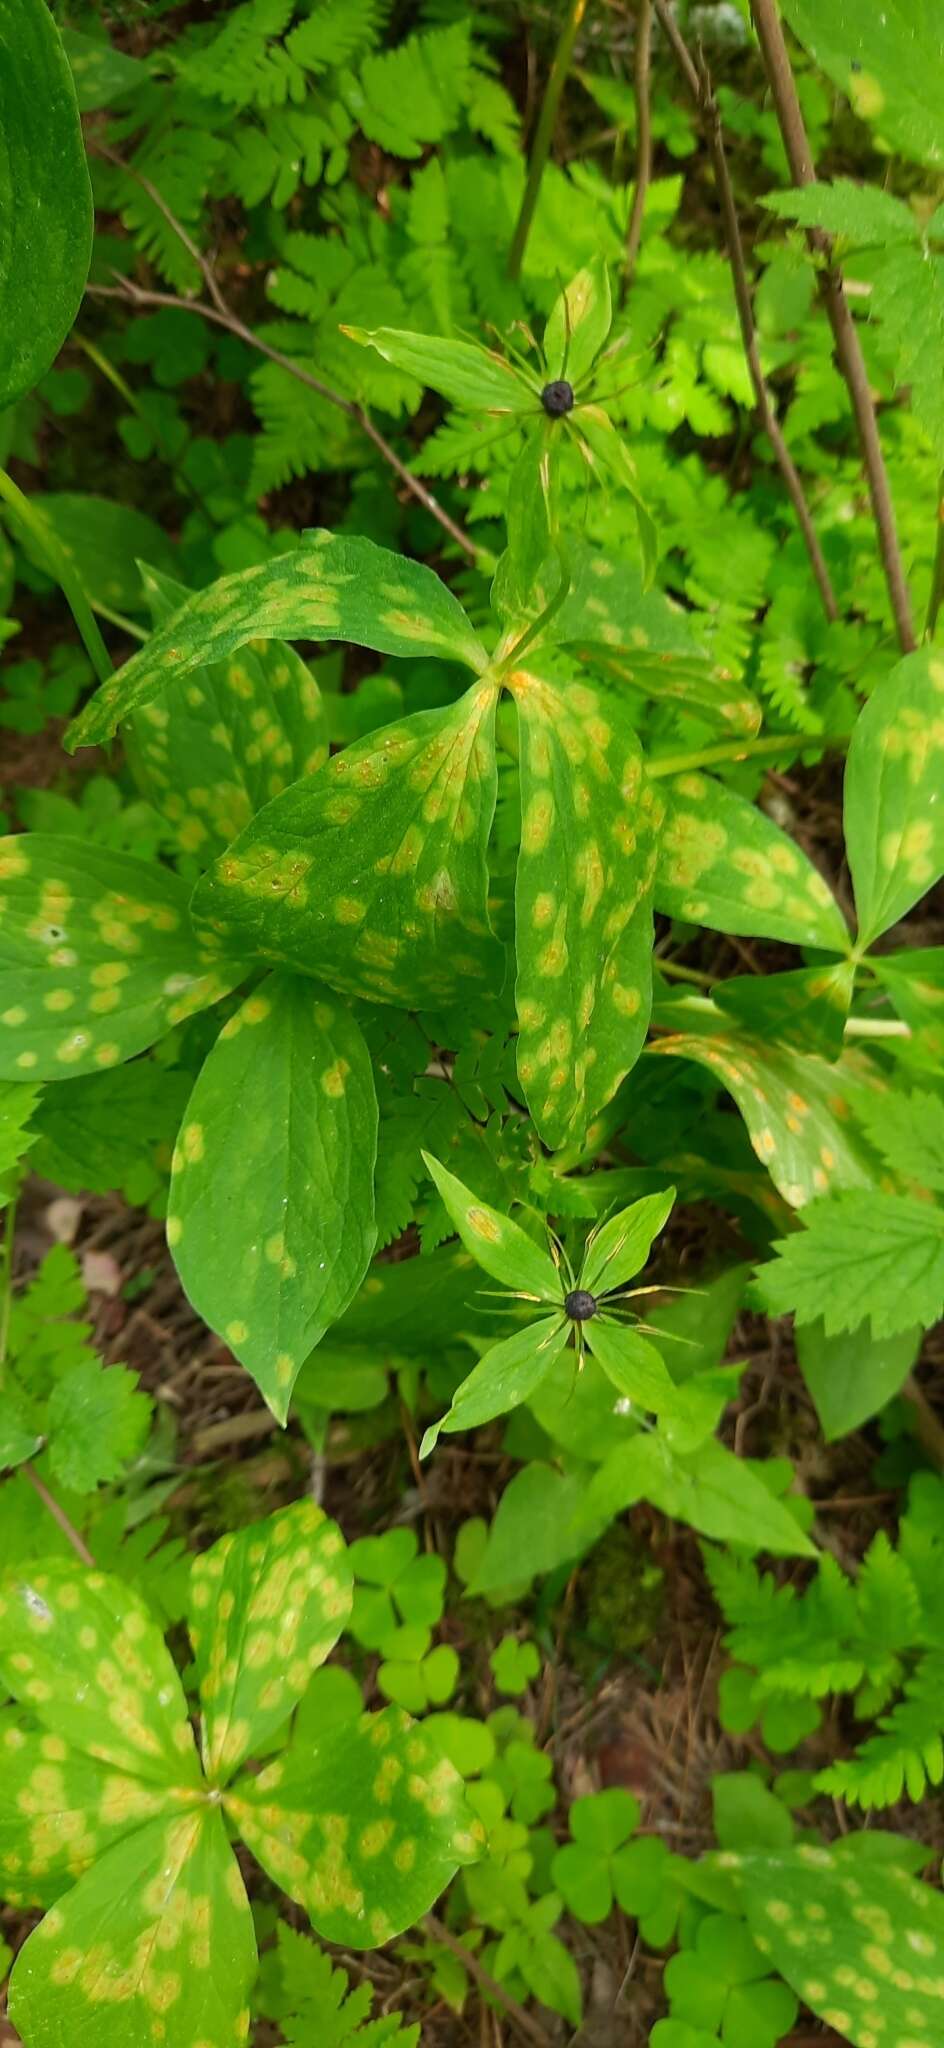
[[653, 0, 838, 623], [422, 1915, 550, 2048], [21, 1463, 96, 1568], [749, 0, 916, 652], [87, 149, 480, 564], [623, 0, 653, 290]]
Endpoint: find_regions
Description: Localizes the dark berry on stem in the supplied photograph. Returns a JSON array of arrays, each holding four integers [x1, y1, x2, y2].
[[564, 1288, 598, 1321], [541, 379, 575, 416]]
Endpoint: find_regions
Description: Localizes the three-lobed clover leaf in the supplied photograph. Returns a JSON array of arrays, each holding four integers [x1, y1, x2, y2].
[[0, 1501, 478, 2048], [419, 1155, 678, 1454], [551, 1788, 645, 1924], [663, 1910, 798, 2048]]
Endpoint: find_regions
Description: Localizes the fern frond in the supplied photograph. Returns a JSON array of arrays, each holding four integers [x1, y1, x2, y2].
[[816, 1652, 944, 1810]]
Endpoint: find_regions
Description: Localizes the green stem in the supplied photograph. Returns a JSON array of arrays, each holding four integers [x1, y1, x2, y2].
[[507, 0, 589, 281], [647, 728, 849, 778], [0, 1193, 16, 1375], [0, 468, 112, 686], [925, 472, 944, 639]]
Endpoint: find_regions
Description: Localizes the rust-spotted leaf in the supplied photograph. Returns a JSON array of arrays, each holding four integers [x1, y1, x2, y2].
[[844, 646, 944, 946], [655, 773, 849, 951]]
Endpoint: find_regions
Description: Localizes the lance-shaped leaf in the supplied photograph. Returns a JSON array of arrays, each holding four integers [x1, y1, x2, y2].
[[571, 403, 657, 585], [844, 646, 944, 946], [0, 1560, 201, 1786], [734, 1842, 944, 2048], [168, 975, 378, 1423], [227, 1705, 478, 1947], [510, 670, 662, 1150], [656, 773, 849, 951], [126, 566, 328, 864], [66, 532, 489, 750], [189, 1501, 353, 1782], [713, 962, 855, 1062], [0, 0, 92, 409], [0, 1711, 181, 1908], [0, 836, 244, 1082], [1, 495, 175, 616], [9, 1807, 256, 2048], [580, 1189, 676, 1297], [585, 1320, 686, 1418], [344, 325, 537, 411], [653, 1031, 874, 1208], [543, 257, 612, 386], [191, 682, 501, 1007], [577, 1435, 816, 1558], [420, 1315, 570, 1458], [421, 1153, 560, 1300]]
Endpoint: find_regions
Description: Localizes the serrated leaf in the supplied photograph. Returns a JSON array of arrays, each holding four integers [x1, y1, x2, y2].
[[763, 179, 917, 244], [191, 681, 501, 1007], [0, 0, 92, 408], [779, 0, 944, 169], [0, 1710, 178, 1908], [190, 1501, 353, 1782], [66, 533, 488, 750], [0, 835, 244, 1082], [421, 1152, 560, 1299], [656, 773, 849, 951], [580, 1188, 675, 1295], [0, 1078, 40, 1202], [543, 257, 612, 387], [855, 1085, 944, 1193], [420, 1315, 569, 1457], [345, 325, 535, 411], [844, 648, 944, 945], [654, 1031, 873, 1207], [9, 1807, 255, 2048], [228, 1706, 478, 1946], [168, 975, 378, 1423], [511, 670, 661, 1150], [585, 1319, 687, 1417], [46, 1363, 151, 1494], [755, 1190, 944, 1338], [579, 1435, 815, 1557]]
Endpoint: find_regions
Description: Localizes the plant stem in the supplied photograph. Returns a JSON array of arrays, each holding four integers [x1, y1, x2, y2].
[[0, 467, 113, 683], [903, 1376, 944, 1472], [507, 0, 588, 281], [623, 0, 653, 292], [20, 1462, 96, 1568], [422, 1915, 550, 2048], [654, 0, 838, 623], [749, 0, 916, 654], [647, 728, 848, 777], [925, 472, 944, 638]]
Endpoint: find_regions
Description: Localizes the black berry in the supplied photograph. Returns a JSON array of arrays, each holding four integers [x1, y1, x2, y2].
[[541, 379, 575, 416], [564, 1288, 598, 1322]]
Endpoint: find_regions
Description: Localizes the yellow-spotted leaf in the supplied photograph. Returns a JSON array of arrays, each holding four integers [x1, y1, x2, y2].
[[227, 1705, 478, 1947], [844, 646, 944, 945], [66, 533, 489, 750], [510, 670, 662, 1150], [0, 1711, 180, 1909], [125, 566, 327, 863], [656, 772, 849, 951], [0, 1561, 201, 1787], [168, 975, 378, 1422], [735, 1842, 944, 2048], [653, 1031, 874, 1208], [421, 1152, 561, 1300], [189, 1501, 353, 1782], [191, 682, 501, 1007], [713, 962, 856, 1061], [420, 1315, 570, 1458], [0, 836, 244, 1081], [9, 1807, 255, 2048]]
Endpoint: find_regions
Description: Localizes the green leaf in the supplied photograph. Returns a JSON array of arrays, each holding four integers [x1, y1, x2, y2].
[[572, 404, 657, 585], [61, 24, 149, 110], [190, 1500, 353, 1782], [845, 649, 944, 944], [543, 257, 612, 386], [511, 670, 661, 1149], [0, 1559, 201, 1785], [779, 0, 944, 169], [191, 681, 501, 1007], [580, 1436, 815, 1557], [713, 963, 855, 1061], [0, 1710, 179, 1908], [420, 1153, 560, 1299], [168, 975, 378, 1423], [586, 1319, 686, 1418], [656, 772, 849, 951], [46, 1364, 151, 1494], [580, 1188, 676, 1296], [9, 1806, 256, 2048], [2, 497, 175, 616], [228, 1706, 478, 1946], [712, 1773, 794, 1854], [796, 1317, 923, 1439], [66, 534, 488, 750], [467, 1463, 605, 1595], [0, 1402, 42, 1473], [344, 325, 536, 411], [755, 1190, 944, 1338], [763, 179, 917, 245], [0, 1078, 40, 1206], [0, 0, 93, 408], [855, 1085, 944, 1192], [420, 1315, 570, 1457], [264, 1921, 420, 2045], [0, 835, 244, 1082]]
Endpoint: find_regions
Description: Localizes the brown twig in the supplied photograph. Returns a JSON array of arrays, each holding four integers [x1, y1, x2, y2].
[[21, 1463, 95, 1567], [903, 1375, 944, 1471], [749, 0, 916, 652], [87, 147, 480, 564], [422, 1916, 550, 2048], [653, 0, 838, 623], [623, 0, 653, 291]]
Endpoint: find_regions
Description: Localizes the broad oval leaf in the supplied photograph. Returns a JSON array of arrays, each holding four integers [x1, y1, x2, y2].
[[421, 1152, 561, 1300], [228, 1705, 479, 1946], [190, 1500, 353, 1782], [0, 835, 244, 1081], [843, 647, 944, 946], [9, 1807, 255, 2048], [656, 773, 849, 951], [168, 974, 378, 1423], [585, 1319, 685, 1417], [420, 1315, 570, 1457], [511, 670, 662, 1150], [1, 495, 175, 615], [191, 681, 501, 1007], [0, 0, 93, 408], [344, 324, 537, 411], [795, 1317, 922, 1441], [579, 1435, 816, 1558], [66, 533, 488, 750], [0, 1712, 179, 1908], [580, 1188, 676, 1297]]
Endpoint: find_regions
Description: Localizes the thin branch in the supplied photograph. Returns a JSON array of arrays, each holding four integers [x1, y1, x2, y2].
[[21, 1463, 96, 1568], [903, 1376, 944, 1472], [508, 0, 589, 280], [623, 0, 653, 291], [422, 1915, 550, 2048], [749, 0, 916, 653], [88, 149, 480, 564], [654, 0, 838, 623]]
